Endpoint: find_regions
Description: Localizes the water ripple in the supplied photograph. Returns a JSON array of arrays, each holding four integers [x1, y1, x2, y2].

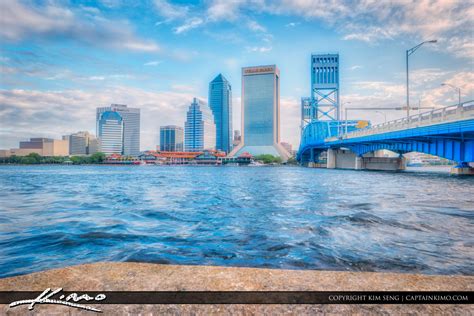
[[0, 165, 473, 278]]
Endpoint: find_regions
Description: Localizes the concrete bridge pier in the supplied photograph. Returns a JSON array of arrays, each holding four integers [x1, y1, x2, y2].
[[327, 148, 336, 169], [326, 149, 406, 171], [355, 156, 364, 170], [450, 162, 474, 175]]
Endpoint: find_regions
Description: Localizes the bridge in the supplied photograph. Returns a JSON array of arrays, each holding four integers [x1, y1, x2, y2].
[[297, 100, 474, 174]]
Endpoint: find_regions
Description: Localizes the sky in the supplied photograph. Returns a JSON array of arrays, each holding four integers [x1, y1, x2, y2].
[[0, 0, 473, 150]]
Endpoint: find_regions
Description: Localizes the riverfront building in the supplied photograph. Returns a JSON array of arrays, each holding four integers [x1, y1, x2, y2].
[[160, 125, 184, 152], [229, 65, 290, 160], [185, 98, 216, 152], [209, 74, 232, 153], [68, 131, 98, 155], [96, 104, 140, 156], [0, 137, 69, 157], [97, 111, 124, 155]]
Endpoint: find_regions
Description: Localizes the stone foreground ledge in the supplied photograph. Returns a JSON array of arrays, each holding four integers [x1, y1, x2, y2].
[[1, 262, 473, 315]]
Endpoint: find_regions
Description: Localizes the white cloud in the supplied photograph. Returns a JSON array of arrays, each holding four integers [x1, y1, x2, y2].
[[174, 18, 204, 34], [206, 0, 247, 22], [246, 46, 272, 53], [171, 84, 197, 92], [349, 65, 362, 71], [285, 22, 300, 28], [0, 0, 160, 52], [144, 60, 163, 66], [154, 0, 189, 20], [247, 20, 266, 32], [88, 76, 106, 81], [265, 0, 472, 58]]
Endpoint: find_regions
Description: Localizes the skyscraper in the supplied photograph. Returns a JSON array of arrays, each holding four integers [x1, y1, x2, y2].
[[97, 111, 123, 155], [229, 65, 290, 160], [160, 125, 184, 151], [96, 104, 140, 156], [185, 98, 216, 152], [209, 73, 232, 153], [68, 131, 98, 155]]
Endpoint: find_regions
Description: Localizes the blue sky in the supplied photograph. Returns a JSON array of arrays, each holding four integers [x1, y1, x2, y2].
[[1, 0, 473, 150]]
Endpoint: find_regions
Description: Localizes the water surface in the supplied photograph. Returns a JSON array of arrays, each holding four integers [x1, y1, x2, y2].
[[0, 165, 473, 277]]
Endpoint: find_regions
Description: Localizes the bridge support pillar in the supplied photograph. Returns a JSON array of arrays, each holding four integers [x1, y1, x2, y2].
[[355, 156, 364, 170], [450, 162, 474, 175], [327, 149, 336, 169]]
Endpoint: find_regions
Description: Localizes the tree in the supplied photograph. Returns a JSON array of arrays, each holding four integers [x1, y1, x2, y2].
[[89, 152, 106, 163], [254, 154, 282, 164], [25, 152, 41, 164], [70, 156, 85, 164]]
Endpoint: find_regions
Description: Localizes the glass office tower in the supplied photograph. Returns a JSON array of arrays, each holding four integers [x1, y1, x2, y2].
[[209, 74, 232, 153], [185, 98, 216, 152], [68, 131, 98, 155], [96, 104, 140, 156], [160, 125, 184, 151], [97, 111, 123, 155], [230, 65, 290, 160]]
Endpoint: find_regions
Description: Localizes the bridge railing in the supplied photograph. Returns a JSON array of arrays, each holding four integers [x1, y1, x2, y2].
[[331, 100, 474, 141]]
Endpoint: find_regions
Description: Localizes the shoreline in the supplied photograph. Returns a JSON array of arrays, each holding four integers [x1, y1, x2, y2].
[[1, 262, 472, 314]]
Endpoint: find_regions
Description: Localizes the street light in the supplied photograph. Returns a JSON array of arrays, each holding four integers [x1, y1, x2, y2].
[[375, 110, 387, 124], [406, 40, 437, 120], [342, 101, 351, 135], [441, 83, 461, 107]]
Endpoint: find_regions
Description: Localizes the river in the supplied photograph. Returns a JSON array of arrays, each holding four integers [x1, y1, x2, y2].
[[0, 165, 473, 278]]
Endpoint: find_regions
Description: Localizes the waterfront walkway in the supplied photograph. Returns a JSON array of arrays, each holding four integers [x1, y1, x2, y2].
[[1, 262, 472, 315]]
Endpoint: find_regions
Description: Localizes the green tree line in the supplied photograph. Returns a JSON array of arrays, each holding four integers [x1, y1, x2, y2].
[[0, 152, 106, 164]]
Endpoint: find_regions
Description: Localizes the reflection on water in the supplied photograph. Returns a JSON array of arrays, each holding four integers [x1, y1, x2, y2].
[[0, 165, 473, 277]]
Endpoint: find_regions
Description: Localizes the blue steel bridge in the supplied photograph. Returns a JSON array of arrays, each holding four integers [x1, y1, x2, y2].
[[297, 100, 474, 173]]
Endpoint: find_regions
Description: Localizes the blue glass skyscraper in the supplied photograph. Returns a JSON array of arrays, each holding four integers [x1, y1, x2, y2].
[[185, 98, 216, 152], [160, 125, 184, 151], [230, 65, 290, 160], [209, 74, 232, 153]]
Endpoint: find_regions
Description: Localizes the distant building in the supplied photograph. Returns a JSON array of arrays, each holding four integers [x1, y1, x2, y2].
[[68, 131, 98, 155], [229, 65, 290, 160], [233, 130, 241, 147], [97, 104, 140, 156], [209, 73, 232, 153], [185, 98, 216, 152], [97, 111, 124, 155], [160, 125, 184, 152], [0, 137, 69, 157]]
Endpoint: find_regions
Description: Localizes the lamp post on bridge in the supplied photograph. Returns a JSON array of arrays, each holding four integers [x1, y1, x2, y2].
[[441, 83, 461, 108], [375, 111, 387, 124], [341, 101, 351, 136], [406, 40, 437, 120]]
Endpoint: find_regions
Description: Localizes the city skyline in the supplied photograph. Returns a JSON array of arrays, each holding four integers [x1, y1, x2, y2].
[[0, 1, 473, 151]]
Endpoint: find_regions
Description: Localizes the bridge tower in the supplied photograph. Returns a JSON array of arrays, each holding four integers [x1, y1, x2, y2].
[[310, 53, 340, 121], [301, 53, 340, 134]]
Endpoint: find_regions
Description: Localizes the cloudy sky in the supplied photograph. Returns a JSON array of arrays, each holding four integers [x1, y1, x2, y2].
[[0, 0, 473, 150]]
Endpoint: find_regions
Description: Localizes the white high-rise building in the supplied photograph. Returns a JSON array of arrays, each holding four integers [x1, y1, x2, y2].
[[97, 111, 123, 155], [185, 98, 216, 152], [96, 104, 140, 156], [68, 131, 98, 155]]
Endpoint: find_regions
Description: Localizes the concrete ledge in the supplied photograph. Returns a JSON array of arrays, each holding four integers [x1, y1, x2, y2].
[[1, 262, 473, 315]]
